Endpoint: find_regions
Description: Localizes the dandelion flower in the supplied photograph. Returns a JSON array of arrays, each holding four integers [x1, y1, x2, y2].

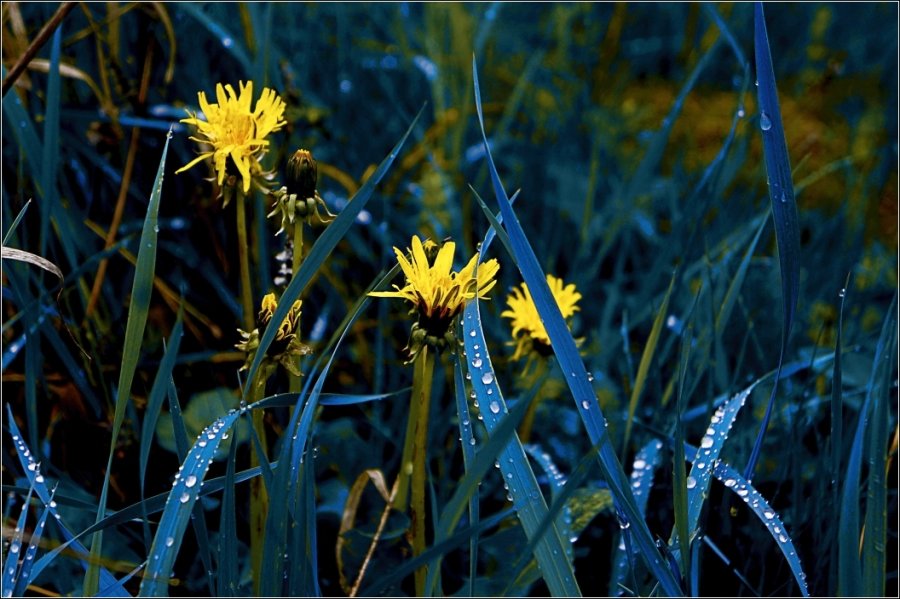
[[177, 81, 286, 195], [370, 235, 499, 361], [236, 292, 310, 376], [501, 274, 582, 361]]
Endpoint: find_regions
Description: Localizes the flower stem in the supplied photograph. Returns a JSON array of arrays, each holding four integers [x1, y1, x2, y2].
[[409, 347, 435, 596], [235, 189, 255, 333], [519, 359, 549, 443], [289, 220, 304, 394]]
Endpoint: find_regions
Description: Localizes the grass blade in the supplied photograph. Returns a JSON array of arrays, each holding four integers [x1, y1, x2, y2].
[[86, 128, 172, 596], [13, 486, 54, 596], [217, 427, 240, 596], [745, 1, 801, 480], [472, 55, 683, 597], [138, 409, 243, 596], [2, 482, 34, 594], [708, 458, 809, 596], [452, 356, 480, 596], [139, 309, 184, 547], [623, 273, 675, 455], [861, 294, 898, 596]]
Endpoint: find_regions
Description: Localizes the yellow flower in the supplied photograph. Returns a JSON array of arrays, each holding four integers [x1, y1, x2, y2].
[[501, 274, 582, 361], [176, 81, 286, 194], [236, 292, 310, 375], [370, 235, 499, 361]]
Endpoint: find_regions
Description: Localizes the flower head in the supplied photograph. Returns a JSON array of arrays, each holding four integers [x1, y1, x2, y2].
[[176, 81, 286, 197], [501, 274, 582, 362], [370, 235, 499, 361], [236, 292, 310, 376]]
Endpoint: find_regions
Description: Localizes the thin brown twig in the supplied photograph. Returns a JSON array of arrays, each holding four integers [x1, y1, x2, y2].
[[1, 1, 76, 97], [349, 477, 400, 598]]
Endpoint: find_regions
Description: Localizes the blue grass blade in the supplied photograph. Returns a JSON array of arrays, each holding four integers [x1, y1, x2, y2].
[[2, 482, 34, 593], [2, 198, 31, 246], [289, 453, 320, 597], [24, 293, 40, 458], [673, 325, 694, 584], [685, 381, 760, 535], [5, 406, 125, 594], [39, 26, 61, 258], [1, 66, 43, 188], [139, 311, 184, 548], [86, 129, 172, 596], [444, 285, 579, 596], [139, 409, 243, 596], [707, 458, 809, 596], [217, 428, 239, 597], [502, 441, 613, 597], [829, 281, 848, 595], [97, 562, 145, 597], [745, 1, 801, 480], [250, 389, 410, 410], [425, 384, 545, 596], [248, 417, 274, 491], [163, 373, 216, 596], [363, 509, 513, 597], [861, 294, 897, 597], [473, 56, 683, 597], [610, 439, 666, 594], [13, 486, 55, 596], [453, 356, 480, 596], [240, 107, 423, 402]]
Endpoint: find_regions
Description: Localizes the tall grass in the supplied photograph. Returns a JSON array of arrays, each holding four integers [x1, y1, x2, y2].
[[2, 3, 897, 597]]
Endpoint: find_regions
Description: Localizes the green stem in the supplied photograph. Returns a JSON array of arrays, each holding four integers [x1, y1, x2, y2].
[[235, 189, 255, 333], [289, 220, 304, 394], [518, 359, 549, 443], [409, 347, 435, 597]]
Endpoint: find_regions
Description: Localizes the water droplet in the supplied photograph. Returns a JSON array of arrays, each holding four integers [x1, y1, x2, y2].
[[764, 510, 775, 519], [686, 476, 697, 489], [700, 436, 714, 449], [179, 492, 190, 503], [633, 459, 647, 470], [469, 330, 476, 337], [165, 536, 175, 547], [489, 401, 500, 414], [481, 372, 494, 385], [737, 488, 749, 497], [778, 534, 788, 543], [469, 391, 476, 399], [9, 544, 19, 554], [581, 400, 591, 410], [27, 463, 36, 472], [221, 37, 233, 48], [465, 372, 471, 380], [472, 358, 483, 368], [153, 224, 160, 233], [35, 474, 44, 483], [838, 288, 846, 298], [49, 500, 57, 508], [469, 438, 476, 446], [185, 475, 198, 488], [760, 112, 772, 131], [737, 108, 745, 118]]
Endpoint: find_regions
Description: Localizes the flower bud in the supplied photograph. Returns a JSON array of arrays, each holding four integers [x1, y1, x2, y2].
[[287, 149, 317, 199]]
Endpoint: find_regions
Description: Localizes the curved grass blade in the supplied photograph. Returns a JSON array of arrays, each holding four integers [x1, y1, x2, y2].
[[472, 56, 683, 597], [610, 439, 666, 594], [829, 280, 848, 595], [453, 356, 480, 596], [240, 107, 422, 403], [2, 482, 34, 594], [745, 1, 801, 481], [708, 457, 809, 596], [2, 198, 31, 246], [13, 486, 55, 596], [138, 409, 243, 596], [85, 128, 172, 596], [5, 405, 126, 594], [139, 310, 184, 548], [861, 294, 897, 597]]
